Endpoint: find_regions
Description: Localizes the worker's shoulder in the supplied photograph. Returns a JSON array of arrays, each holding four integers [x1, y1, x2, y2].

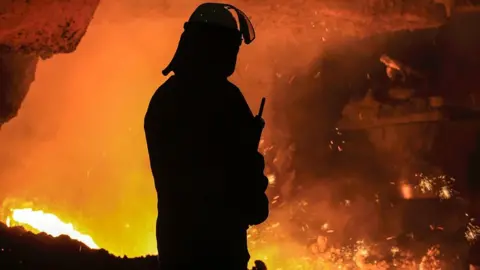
[[145, 78, 177, 122], [150, 77, 176, 101], [221, 80, 247, 102], [221, 80, 253, 117]]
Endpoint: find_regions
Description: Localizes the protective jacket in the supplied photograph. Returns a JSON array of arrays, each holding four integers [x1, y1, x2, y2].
[[144, 3, 269, 269]]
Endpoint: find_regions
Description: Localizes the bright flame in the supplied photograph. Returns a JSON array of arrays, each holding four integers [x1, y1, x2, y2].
[[6, 208, 99, 249], [401, 184, 413, 199]]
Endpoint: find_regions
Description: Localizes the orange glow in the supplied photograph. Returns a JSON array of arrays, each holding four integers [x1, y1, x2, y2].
[[0, 1, 319, 258], [0, 1, 474, 269]]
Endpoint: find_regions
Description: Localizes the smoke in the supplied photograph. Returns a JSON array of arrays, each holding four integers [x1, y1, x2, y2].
[[0, 0, 326, 257]]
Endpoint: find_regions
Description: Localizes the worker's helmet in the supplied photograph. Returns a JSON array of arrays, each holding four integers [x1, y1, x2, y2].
[[184, 2, 255, 45]]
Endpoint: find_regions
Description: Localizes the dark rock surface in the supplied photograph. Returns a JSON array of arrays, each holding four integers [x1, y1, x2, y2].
[[0, 222, 158, 270], [0, 0, 100, 126]]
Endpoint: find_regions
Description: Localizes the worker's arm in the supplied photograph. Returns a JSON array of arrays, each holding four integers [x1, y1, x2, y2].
[[218, 85, 269, 226]]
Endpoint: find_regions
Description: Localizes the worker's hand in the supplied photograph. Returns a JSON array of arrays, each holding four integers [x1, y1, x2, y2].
[[254, 115, 265, 129], [251, 260, 267, 270]]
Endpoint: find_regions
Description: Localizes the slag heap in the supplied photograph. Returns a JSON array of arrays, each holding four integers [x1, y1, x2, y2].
[[0, 0, 100, 126]]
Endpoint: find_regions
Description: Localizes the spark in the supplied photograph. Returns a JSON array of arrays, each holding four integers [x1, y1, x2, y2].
[[412, 173, 456, 200], [466, 219, 480, 244], [267, 174, 276, 185], [438, 186, 452, 200]]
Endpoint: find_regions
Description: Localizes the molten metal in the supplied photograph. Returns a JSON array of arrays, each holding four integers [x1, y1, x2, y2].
[[6, 208, 99, 249]]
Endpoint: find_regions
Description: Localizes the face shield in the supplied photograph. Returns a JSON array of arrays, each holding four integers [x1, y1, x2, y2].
[[186, 3, 256, 45], [223, 4, 256, 45]]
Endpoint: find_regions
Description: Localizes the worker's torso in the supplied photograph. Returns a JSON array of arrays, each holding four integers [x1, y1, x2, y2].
[[144, 75, 254, 262]]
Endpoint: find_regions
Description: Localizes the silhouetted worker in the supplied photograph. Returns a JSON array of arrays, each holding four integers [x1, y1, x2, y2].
[[144, 3, 269, 270]]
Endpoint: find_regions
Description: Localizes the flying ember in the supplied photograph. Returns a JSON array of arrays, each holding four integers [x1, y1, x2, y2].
[[6, 208, 99, 249]]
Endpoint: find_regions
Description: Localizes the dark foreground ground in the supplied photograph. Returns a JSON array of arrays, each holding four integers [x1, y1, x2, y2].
[[0, 222, 158, 270], [1, 218, 479, 269]]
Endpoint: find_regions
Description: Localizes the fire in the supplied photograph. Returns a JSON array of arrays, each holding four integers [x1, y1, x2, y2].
[[6, 208, 99, 249], [0, 3, 478, 268], [2, 207, 448, 269], [247, 223, 444, 269], [401, 183, 413, 199]]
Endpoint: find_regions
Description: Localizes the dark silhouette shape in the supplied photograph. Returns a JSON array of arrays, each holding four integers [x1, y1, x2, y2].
[[0, 222, 159, 270], [144, 3, 269, 270], [467, 131, 480, 267], [252, 260, 267, 270]]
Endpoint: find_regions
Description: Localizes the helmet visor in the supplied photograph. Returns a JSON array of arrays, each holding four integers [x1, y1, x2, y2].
[[225, 4, 256, 45]]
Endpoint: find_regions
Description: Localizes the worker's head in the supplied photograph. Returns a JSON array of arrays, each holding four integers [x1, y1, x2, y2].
[[163, 3, 255, 78]]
